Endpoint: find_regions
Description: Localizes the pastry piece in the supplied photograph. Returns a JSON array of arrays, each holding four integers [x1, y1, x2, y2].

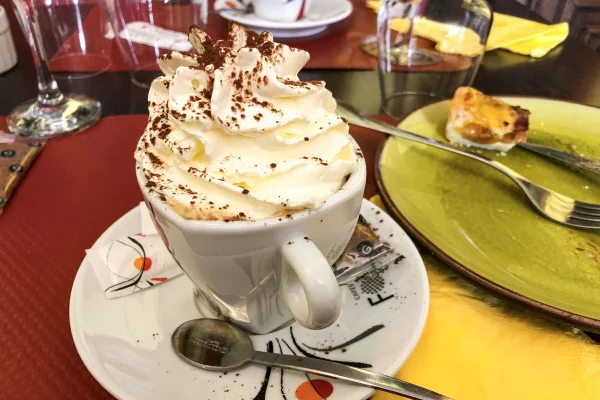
[[446, 87, 530, 151]]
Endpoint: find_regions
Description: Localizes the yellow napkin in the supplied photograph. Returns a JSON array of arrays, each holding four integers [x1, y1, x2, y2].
[[486, 13, 569, 58], [369, 194, 600, 400], [366, 1, 568, 58]]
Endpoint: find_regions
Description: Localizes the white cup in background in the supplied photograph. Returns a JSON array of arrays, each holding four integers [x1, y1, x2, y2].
[[0, 6, 18, 74], [253, 0, 312, 23], [137, 142, 366, 335]]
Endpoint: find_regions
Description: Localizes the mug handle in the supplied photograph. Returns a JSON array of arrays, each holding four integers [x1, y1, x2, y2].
[[280, 235, 341, 330]]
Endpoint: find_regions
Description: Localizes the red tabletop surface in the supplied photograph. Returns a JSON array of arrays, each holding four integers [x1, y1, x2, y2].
[[0, 115, 384, 399]]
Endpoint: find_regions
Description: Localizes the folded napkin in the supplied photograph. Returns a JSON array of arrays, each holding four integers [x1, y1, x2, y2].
[[369, 195, 600, 400], [104, 22, 193, 52], [366, 1, 568, 58], [87, 202, 183, 299], [486, 13, 569, 58]]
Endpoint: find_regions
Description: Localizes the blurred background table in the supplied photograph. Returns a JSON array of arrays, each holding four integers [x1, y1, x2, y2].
[[2, 0, 600, 116], [0, 0, 600, 399]]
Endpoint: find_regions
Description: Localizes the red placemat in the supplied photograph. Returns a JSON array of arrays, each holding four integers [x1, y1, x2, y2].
[[0, 115, 384, 399]]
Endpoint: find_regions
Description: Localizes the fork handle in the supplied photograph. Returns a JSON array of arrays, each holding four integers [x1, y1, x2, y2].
[[341, 112, 529, 185]]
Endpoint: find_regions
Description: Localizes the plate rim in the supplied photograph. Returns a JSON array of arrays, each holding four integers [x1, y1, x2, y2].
[[69, 200, 430, 400], [214, 0, 353, 30], [374, 95, 600, 333]]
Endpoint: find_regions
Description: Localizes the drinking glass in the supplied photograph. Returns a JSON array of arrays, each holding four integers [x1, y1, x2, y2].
[[106, 0, 207, 89], [44, 0, 113, 79], [8, 0, 104, 138], [373, 0, 492, 119]]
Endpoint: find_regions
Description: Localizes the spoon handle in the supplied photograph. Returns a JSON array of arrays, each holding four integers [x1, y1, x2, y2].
[[337, 103, 493, 165], [251, 351, 451, 400]]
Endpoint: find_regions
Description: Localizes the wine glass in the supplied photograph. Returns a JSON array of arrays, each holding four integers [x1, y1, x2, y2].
[[8, 0, 104, 138]]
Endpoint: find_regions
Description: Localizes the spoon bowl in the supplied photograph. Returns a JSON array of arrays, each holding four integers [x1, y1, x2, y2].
[[172, 319, 254, 371]]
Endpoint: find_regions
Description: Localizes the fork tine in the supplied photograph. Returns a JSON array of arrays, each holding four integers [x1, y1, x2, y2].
[[543, 190, 600, 217], [550, 191, 600, 211], [534, 188, 600, 229], [572, 204, 600, 218], [573, 201, 600, 212], [567, 215, 600, 229], [571, 208, 600, 222]]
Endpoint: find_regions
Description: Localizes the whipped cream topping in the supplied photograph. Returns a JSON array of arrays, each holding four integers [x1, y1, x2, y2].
[[135, 22, 360, 221]]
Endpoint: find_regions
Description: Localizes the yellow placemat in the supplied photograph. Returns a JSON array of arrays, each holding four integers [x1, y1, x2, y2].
[[369, 195, 600, 400], [366, 1, 568, 58]]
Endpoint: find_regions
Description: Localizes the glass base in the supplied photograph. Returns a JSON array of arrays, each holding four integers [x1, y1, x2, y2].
[[360, 35, 441, 66], [49, 53, 112, 80], [130, 69, 162, 90], [387, 45, 441, 66], [7, 94, 102, 139]]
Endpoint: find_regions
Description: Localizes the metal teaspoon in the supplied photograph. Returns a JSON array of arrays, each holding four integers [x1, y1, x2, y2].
[[171, 319, 452, 400]]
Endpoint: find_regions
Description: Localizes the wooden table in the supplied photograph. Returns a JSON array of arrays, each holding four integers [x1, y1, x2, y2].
[[0, 0, 599, 399]]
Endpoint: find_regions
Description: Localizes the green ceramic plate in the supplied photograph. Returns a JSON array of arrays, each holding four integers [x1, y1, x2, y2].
[[376, 97, 600, 331]]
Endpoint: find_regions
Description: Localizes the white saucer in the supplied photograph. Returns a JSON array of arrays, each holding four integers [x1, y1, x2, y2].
[[70, 200, 429, 400], [215, 0, 353, 38]]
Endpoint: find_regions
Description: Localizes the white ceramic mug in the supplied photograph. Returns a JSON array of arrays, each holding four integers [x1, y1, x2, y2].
[[136, 148, 366, 334], [253, 0, 312, 23]]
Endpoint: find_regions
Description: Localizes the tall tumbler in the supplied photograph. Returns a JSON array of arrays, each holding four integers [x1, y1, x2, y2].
[[376, 0, 492, 119], [105, 0, 207, 89]]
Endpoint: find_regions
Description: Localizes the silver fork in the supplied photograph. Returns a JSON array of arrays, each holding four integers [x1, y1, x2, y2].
[[336, 102, 600, 230]]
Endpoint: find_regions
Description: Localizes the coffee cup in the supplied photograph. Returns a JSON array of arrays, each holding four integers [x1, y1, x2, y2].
[[136, 145, 366, 334], [252, 0, 312, 23]]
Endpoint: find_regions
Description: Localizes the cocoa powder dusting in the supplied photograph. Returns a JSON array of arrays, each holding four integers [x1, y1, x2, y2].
[[147, 152, 163, 168]]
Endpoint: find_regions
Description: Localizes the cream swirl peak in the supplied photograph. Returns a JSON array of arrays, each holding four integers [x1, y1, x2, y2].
[[135, 22, 360, 221]]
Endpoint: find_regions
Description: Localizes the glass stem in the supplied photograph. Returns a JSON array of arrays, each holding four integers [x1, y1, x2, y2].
[[27, 2, 64, 107]]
